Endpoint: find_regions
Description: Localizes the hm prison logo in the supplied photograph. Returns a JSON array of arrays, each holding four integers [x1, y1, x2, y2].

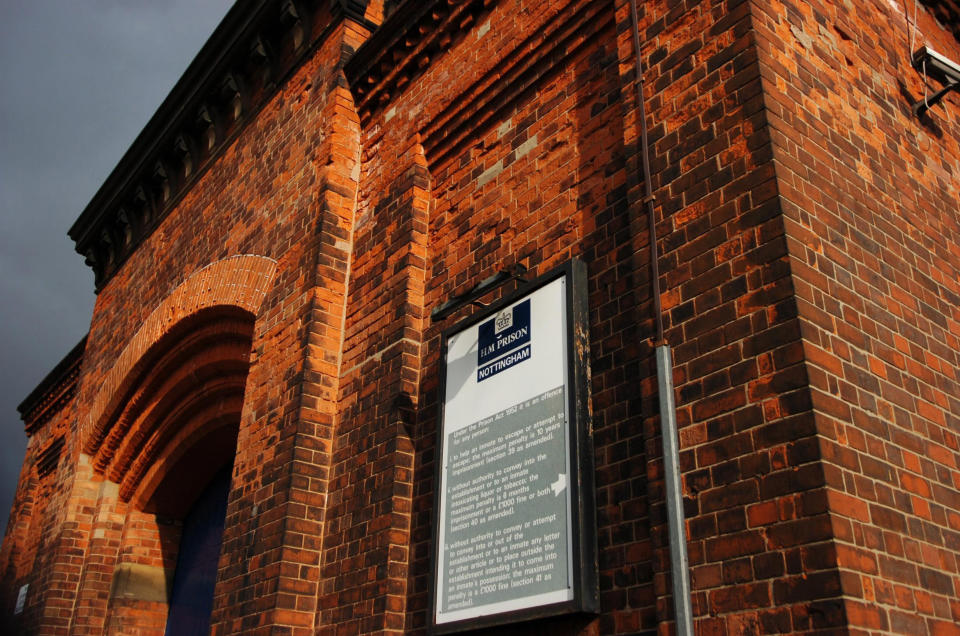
[[494, 308, 513, 333], [477, 299, 531, 382]]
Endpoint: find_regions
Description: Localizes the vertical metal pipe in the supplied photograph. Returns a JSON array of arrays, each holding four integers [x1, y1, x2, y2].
[[657, 345, 693, 635], [627, 0, 694, 631], [628, 0, 664, 344]]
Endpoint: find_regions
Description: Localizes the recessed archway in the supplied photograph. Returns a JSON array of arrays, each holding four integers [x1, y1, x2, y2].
[[96, 305, 255, 634], [84, 253, 277, 457]]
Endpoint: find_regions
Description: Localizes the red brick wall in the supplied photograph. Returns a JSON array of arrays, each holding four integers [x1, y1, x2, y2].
[[3, 0, 960, 634], [753, 0, 960, 632], [349, 0, 844, 632], [343, 0, 833, 631], [101, 509, 179, 635], [612, 0, 838, 632], [339, 0, 646, 632]]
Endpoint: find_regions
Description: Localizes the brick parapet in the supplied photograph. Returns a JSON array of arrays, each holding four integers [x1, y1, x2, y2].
[[69, 0, 383, 291], [0, 396, 79, 635], [18, 338, 86, 436], [2, 334, 83, 634]]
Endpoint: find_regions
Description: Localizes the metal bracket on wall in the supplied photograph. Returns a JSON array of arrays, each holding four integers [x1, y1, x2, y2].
[[912, 79, 960, 117], [911, 45, 960, 117], [430, 264, 528, 323]]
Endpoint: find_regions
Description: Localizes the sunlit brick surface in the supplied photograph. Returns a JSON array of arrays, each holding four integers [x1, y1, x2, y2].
[[3, 1, 959, 634]]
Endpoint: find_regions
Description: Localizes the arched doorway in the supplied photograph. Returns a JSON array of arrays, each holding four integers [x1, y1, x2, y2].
[[164, 465, 232, 635], [90, 306, 255, 633]]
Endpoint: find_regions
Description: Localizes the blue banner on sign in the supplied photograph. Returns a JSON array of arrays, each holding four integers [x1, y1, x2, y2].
[[478, 299, 531, 366], [477, 344, 531, 382], [476, 299, 532, 382]]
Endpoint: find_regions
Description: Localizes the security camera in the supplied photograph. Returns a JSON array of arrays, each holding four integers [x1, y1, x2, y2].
[[911, 45, 960, 116], [912, 45, 960, 85]]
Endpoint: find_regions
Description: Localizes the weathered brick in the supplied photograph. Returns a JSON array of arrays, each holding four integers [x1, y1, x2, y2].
[[4, 0, 960, 635]]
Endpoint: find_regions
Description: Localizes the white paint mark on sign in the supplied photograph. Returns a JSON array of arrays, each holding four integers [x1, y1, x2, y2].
[[14, 584, 28, 615]]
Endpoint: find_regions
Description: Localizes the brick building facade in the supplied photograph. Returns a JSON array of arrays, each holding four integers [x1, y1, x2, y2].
[[2, 0, 959, 633]]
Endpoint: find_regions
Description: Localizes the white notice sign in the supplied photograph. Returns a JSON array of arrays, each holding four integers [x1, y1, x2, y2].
[[436, 277, 574, 626]]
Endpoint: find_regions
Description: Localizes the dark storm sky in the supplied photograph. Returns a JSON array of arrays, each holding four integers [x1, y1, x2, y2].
[[0, 0, 235, 535]]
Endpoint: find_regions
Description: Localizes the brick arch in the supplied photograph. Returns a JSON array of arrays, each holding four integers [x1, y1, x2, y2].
[[97, 326, 252, 483], [127, 398, 242, 516], [84, 254, 277, 455]]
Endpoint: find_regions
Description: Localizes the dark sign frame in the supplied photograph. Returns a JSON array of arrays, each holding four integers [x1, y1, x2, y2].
[[429, 259, 597, 633]]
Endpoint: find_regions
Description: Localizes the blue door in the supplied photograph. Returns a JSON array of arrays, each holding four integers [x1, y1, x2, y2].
[[164, 467, 231, 635]]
